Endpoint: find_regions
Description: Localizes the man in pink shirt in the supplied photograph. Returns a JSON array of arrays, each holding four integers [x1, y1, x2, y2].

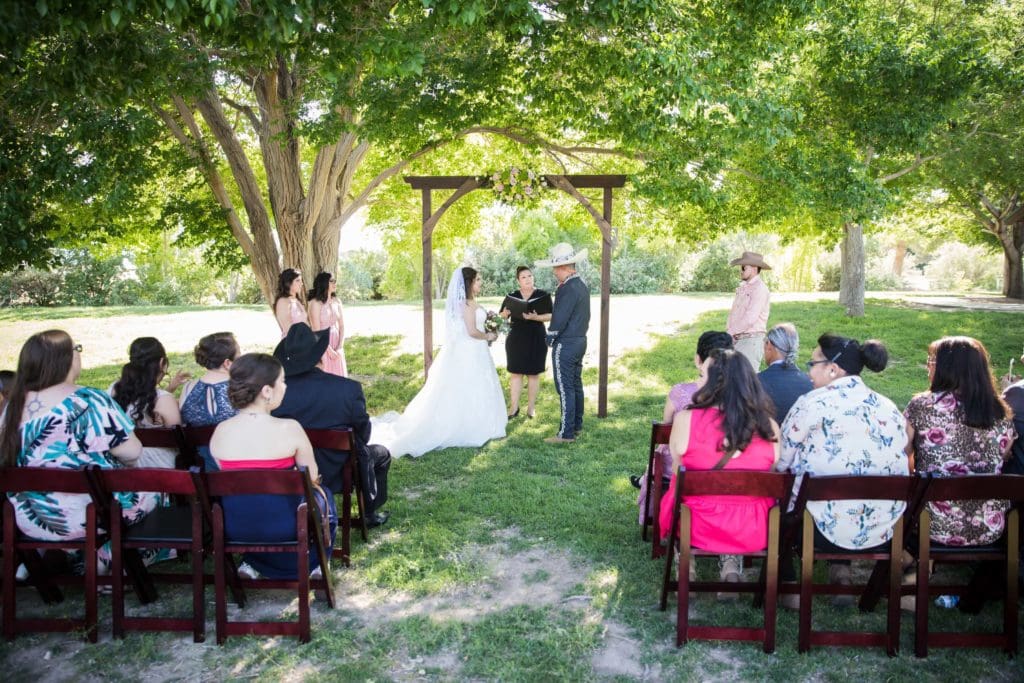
[[726, 251, 771, 370]]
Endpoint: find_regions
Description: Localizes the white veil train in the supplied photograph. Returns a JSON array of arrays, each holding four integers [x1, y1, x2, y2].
[[370, 266, 507, 457]]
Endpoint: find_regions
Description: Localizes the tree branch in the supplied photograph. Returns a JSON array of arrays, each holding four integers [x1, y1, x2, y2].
[[878, 153, 938, 184], [220, 95, 260, 129], [466, 125, 644, 161], [547, 175, 612, 242]]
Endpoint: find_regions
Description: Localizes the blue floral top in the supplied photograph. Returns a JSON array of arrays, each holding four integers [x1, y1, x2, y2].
[[180, 380, 236, 426], [778, 376, 909, 550], [11, 387, 158, 541]]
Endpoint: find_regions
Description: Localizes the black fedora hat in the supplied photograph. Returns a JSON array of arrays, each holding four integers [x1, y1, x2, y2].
[[273, 323, 330, 376]]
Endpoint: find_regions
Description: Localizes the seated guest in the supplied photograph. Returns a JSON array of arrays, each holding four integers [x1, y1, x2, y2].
[[180, 331, 240, 470], [1001, 352, 1024, 476], [758, 322, 813, 423], [777, 334, 908, 604], [110, 337, 191, 468], [906, 337, 1014, 546], [0, 330, 159, 572], [210, 353, 335, 580], [658, 348, 780, 597], [0, 369, 14, 412], [272, 324, 391, 528], [632, 331, 733, 526]]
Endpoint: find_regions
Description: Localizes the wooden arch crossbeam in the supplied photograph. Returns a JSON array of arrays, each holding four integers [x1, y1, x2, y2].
[[404, 174, 627, 418]]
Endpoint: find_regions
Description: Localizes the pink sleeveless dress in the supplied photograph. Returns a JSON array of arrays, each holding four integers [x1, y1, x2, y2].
[[317, 298, 347, 377], [658, 407, 777, 552], [280, 298, 308, 338]]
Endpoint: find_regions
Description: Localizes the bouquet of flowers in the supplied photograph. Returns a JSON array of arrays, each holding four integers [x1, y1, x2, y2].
[[484, 310, 509, 345], [488, 167, 548, 205]]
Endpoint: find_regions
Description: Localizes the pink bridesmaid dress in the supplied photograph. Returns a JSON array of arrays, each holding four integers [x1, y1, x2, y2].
[[281, 298, 308, 338], [318, 298, 347, 377]]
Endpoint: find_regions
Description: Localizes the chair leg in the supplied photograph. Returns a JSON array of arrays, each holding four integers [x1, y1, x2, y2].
[[192, 512, 206, 643], [111, 509, 125, 640], [915, 512, 930, 658], [659, 505, 680, 611], [2, 505, 16, 641], [213, 505, 228, 646], [1005, 510, 1019, 656], [84, 511, 98, 644], [676, 507, 691, 648], [297, 509, 310, 644], [763, 508, 780, 654], [798, 512, 813, 654]]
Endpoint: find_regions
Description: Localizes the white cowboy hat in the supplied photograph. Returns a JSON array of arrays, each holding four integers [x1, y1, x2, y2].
[[729, 251, 772, 270], [535, 242, 588, 268]]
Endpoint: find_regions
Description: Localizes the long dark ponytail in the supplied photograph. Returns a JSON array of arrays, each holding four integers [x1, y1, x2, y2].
[[112, 337, 167, 423]]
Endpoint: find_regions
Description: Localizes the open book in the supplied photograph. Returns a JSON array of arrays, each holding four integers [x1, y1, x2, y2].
[[500, 291, 553, 320]]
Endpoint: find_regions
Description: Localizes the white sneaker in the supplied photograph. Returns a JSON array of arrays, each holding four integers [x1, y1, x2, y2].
[[310, 566, 323, 580], [236, 562, 260, 579], [717, 555, 742, 601], [15, 563, 29, 581]]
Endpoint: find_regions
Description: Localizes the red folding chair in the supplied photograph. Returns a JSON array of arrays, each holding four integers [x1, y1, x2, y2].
[[201, 466, 336, 644], [134, 426, 190, 470], [304, 427, 366, 566], [2, 466, 103, 642], [913, 473, 1024, 657], [181, 425, 217, 469], [659, 469, 794, 653], [791, 474, 928, 657], [88, 466, 207, 642]]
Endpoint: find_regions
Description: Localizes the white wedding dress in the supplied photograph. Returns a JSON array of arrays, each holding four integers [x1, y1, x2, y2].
[[371, 305, 507, 457]]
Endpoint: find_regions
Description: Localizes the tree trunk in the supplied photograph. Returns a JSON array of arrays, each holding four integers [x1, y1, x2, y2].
[[1004, 221, 1024, 300], [892, 240, 907, 277], [839, 222, 865, 317]]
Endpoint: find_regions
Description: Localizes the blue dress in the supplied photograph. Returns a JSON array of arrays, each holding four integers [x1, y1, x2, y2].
[[180, 380, 236, 470]]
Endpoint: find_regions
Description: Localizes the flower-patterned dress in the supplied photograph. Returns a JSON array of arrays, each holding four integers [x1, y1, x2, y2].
[[778, 376, 909, 550], [10, 387, 160, 567], [905, 391, 1014, 546]]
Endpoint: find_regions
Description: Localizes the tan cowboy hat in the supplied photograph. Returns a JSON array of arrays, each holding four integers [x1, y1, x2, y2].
[[535, 242, 588, 268], [729, 251, 772, 270]]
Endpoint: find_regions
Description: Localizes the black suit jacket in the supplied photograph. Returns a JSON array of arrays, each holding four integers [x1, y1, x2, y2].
[[271, 368, 372, 494], [758, 362, 814, 424]]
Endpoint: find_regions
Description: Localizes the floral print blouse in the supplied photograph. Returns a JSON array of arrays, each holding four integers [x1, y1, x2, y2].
[[778, 376, 909, 550], [905, 391, 1014, 546], [10, 387, 159, 542]]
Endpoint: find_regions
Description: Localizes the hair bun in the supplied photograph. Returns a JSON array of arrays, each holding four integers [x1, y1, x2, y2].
[[859, 339, 888, 373]]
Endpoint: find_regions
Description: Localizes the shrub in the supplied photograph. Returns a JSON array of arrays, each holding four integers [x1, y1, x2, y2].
[[610, 244, 678, 294], [923, 243, 1001, 292], [817, 264, 841, 291], [0, 268, 64, 306]]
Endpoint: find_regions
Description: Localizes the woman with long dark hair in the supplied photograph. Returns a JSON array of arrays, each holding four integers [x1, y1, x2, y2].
[[273, 268, 307, 337], [210, 353, 334, 579], [657, 348, 780, 595], [371, 266, 506, 457], [905, 336, 1014, 546], [110, 337, 191, 468], [1, 330, 159, 569], [307, 271, 347, 377]]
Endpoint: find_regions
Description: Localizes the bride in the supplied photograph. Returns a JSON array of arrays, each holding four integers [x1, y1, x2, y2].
[[371, 267, 507, 457]]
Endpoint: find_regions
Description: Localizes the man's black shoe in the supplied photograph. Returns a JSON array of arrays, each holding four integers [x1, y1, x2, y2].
[[366, 511, 390, 529]]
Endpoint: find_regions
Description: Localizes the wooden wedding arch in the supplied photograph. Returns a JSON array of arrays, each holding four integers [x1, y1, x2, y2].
[[404, 174, 627, 418]]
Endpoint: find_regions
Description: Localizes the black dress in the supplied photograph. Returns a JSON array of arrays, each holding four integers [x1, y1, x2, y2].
[[505, 288, 549, 375]]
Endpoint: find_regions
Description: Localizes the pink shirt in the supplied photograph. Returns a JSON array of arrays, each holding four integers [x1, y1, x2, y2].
[[726, 275, 769, 337]]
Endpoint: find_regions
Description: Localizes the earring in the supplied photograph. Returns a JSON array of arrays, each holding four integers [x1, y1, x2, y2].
[[829, 370, 835, 378]]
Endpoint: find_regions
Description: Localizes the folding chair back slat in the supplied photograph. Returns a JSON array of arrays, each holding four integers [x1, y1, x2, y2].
[[913, 472, 1024, 657], [135, 426, 185, 450], [659, 469, 794, 653], [304, 427, 362, 566], [1, 466, 100, 642], [181, 425, 217, 468]]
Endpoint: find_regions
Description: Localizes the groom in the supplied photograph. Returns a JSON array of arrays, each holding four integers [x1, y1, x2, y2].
[[538, 243, 591, 444]]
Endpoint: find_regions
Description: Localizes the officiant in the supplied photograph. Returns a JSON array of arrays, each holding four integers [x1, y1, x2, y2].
[[499, 266, 552, 419]]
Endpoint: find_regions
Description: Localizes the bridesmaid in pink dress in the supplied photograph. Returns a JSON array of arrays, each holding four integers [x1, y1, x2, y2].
[[273, 268, 308, 338], [307, 272, 347, 377]]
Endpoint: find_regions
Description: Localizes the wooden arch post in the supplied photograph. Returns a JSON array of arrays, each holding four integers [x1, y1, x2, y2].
[[404, 174, 626, 418]]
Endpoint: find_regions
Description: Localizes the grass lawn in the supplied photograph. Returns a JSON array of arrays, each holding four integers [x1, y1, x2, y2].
[[1, 298, 1023, 681]]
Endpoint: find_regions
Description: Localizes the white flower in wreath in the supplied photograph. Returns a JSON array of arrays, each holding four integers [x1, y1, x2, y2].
[[495, 183, 505, 192], [491, 173, 500, 181], [524, 185, 533, 195], [510, 166, 519, 175]]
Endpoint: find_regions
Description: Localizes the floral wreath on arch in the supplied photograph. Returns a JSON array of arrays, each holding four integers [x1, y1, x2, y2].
[[485, 167, 549, 205]]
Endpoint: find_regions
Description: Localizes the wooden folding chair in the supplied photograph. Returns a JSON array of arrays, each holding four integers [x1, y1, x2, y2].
[[202, 466, 336, 644], [659, 469, 794, 653], [134, 426, 190, 470], [88, 466, 207, 642], [1, 466, 103, 642], [792, 474, 927, 656], [304, 427, 367, 566], [643, 421, 672, 557], [913, 473, 1024, 658], [181, 424, 217, 469]]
